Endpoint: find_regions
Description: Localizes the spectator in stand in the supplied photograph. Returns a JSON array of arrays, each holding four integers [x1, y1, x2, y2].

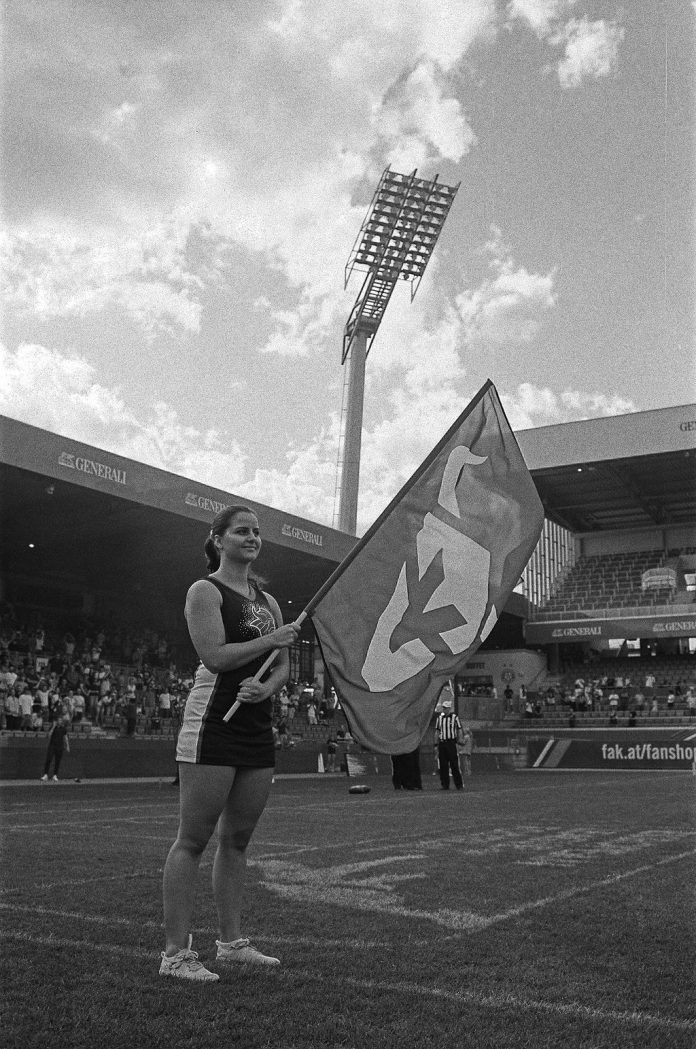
[[158, 687, 172, 719], [645, 672, 655, 694], [504, 684, 514, 713], [72, 689, 85, 723], [306, 701, 318, 725], [650, 696, 659, 716], [325, 734, 338, 771], [125, 697, 138, 736], [277, 716, 291, 749], [5, 687, 21, 730], [48, 690, 63, 722], [41, 714, 71, 781], [36, 681, 50, 725], [633, 690, 645, 713], [608, 691, 620, 715], [0, 660, 17, 708], [143, 682, 157, 722], [686, 688, 696, 718], [666, 691, 675, 711], [31, 692, 44, 731], [18, 685, 34, 729], [63, 633, 76, 662], [609, 709, 619, 727], [87, 668, 100, 721], [278, 686, 288, 720]]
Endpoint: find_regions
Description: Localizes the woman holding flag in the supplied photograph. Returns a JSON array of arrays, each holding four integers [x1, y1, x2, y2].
[[160, 505, 299, 981]]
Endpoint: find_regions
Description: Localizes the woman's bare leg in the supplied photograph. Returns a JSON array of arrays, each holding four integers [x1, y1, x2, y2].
[[162, 763, 236, 955], [212, 767, 274, 942]]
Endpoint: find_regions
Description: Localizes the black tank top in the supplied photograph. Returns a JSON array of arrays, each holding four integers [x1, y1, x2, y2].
[[203, 577, 278, 727]]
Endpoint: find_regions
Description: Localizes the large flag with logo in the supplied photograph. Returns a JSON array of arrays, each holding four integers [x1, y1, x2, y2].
[[305, 381, 545, 754]]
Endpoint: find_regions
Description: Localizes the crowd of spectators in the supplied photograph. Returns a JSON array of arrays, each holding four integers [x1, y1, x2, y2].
[[0, 608, 346, 742], [521, 669, 696, 722], [0, 611, 194, 735]]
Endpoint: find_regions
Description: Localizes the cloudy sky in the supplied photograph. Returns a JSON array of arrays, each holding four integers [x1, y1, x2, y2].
[[2, 0, 694, 533]]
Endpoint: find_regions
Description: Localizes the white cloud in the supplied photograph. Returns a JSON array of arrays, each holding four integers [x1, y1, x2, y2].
[[456, 228, 556, 348], [1, 220, 203, 339], [5, 1, 497, 358], [507, 3, 624, 89], [0, 344, 639, 535], [506, 381, 636, 428], [507, 0, 574, 38], [0, 343, 247, 487], [375, 59, 476, 172], [552, 18, 625, 89]]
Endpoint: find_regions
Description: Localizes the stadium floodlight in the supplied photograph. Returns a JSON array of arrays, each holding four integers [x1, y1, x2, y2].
[[335, 166, 459, 534]]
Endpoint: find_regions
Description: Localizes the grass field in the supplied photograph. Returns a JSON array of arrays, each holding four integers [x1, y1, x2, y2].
[[1, 771, 695, 1049]]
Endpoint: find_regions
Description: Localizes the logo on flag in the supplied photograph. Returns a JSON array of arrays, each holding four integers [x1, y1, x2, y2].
[[307, 381, 545, 754]]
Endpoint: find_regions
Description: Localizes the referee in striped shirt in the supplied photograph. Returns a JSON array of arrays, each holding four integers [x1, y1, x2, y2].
[[435, 689, 464, 791]]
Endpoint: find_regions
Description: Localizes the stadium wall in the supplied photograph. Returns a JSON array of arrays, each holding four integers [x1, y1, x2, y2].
[[455, 648, 547, 699], [579, 524, 694, 557]]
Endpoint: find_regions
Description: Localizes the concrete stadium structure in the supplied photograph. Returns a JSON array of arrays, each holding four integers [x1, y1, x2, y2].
[[1, 402, 695, 689]]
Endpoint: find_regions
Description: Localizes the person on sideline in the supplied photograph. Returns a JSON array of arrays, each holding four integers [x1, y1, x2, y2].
[[434, 686, 464, 791], [40, 714, 71, 781], [458, 728, 474, 777], [160, 505, 299, 982]]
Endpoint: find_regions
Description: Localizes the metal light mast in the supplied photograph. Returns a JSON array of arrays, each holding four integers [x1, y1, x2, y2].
[[335, 166, 460, 534]]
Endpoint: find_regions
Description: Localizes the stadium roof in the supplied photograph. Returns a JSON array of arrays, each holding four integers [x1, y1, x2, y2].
[[2, 403, 695, 626], [516, 403, 696, 534], [0, 416, 356, 629]]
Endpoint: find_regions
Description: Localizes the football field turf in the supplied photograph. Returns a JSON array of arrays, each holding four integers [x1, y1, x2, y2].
[[1, 771, 694, 1049]]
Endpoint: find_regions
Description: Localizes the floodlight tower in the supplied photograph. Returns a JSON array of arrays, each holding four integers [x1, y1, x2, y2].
[[335, 166, 460, 534]]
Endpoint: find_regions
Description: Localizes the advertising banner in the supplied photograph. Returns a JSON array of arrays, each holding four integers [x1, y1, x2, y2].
[[528, 731, 696, 770], [0, 415, 352, 562], [525, 614, 696, 643]]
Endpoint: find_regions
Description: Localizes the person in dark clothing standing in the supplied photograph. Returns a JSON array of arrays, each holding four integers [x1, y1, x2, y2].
[[434, 693, 463, 791], [41, 715, 71, 781], [390, 748, 423, 790]]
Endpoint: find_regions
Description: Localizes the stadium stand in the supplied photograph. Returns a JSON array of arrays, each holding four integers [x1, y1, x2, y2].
[[534, 548, 696, 620]]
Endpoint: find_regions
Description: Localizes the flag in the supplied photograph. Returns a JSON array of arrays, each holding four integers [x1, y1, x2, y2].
[[306, 381, 544, 754]]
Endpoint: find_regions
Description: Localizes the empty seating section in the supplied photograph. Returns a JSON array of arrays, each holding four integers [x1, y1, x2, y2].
[[534, 548, 696, 620]]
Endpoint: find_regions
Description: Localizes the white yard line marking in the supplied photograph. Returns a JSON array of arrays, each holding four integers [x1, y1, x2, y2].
[[0, 906, 389, 948], [4, 815, 176, 832], [484, 848, 696, 927], [0, 929, 692, 1033], [0, 869, 159, 895], [312, 971, 696, 1034]]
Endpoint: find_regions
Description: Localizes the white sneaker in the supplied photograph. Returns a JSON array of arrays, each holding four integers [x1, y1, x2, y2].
[[40, 774, 48, 781], [159, 935, 219, 982], [215, 938, 280, 966], [51, 775, 59, 781]]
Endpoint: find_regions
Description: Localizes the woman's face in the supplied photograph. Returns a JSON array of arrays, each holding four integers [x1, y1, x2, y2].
[[216, 511, 262, 564]]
